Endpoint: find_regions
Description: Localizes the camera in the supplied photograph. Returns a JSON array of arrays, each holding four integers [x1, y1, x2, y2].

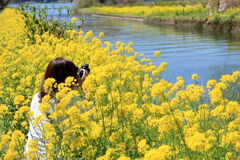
[[78, 64, 90, 78]]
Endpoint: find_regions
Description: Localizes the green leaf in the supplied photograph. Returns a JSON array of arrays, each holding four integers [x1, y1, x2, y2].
[[64, 6, 69, 10], [24, 4, 29, 8], [70, 11, 74, 16]]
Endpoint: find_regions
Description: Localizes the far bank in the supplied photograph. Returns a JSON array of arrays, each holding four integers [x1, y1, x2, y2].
[[79, 11, 240, 33], [77, 5, 240, 33]]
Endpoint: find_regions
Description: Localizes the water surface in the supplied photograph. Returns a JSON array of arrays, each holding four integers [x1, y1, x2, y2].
[[78, 13, 240, 85]]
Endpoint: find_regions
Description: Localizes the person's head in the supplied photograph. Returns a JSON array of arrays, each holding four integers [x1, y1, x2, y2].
[[39, 57, 78, 101]]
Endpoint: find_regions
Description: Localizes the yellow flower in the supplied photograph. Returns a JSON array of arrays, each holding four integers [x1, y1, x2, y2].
[[157, 62, 167, 72], [186, 132, 212, 152], [90, 123, 102, 140], [143, 145, 172, 160], [206, 79, 217, 88], [142, 95, 149, 101], [152, 70, 158, 76], [71, 17, 77, 23], [117, 155, 131, 160], [130, 81, 140, 91], [128, 42, 134, 46], [98, 32, 104, 38], [12, 120, 17, 126], [21, 121, 28, 128], [43, 78, 56, 92], [0, 104, 8, 114], [191, 73, 199, 81], [226, 101, 239, 115], [32, 114, 46, 125], [27, 111, 34, 118], [225, 152, 237, 160], [235, 141, 240, 152], [137, 139, 149, 154], [38, 103, 52, 114], [27, 139, 39, 158], [14, 95, 25, 105], [85, 30, 93, 38], [65, 76, 76, 87], [154, 51, 161, 58]]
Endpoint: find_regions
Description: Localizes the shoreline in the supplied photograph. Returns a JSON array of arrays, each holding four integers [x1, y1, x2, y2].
[[78, 11, 240, 33]]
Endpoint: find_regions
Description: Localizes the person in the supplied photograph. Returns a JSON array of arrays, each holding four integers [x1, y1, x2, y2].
[[25, 57, 88, 159]]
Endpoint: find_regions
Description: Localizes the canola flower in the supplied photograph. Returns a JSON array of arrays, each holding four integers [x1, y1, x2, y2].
[[83, 5, 240, 22], [0, 8, 240, 160], [154, 51, 161, 58], [87, 4, 207, 17]]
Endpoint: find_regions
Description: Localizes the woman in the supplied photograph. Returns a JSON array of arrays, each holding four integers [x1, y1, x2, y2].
[[25, 57, 88, 159]]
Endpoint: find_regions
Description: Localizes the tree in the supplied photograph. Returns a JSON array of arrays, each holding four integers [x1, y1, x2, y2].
[[108, 0, 118, 4], [99, 0, 106, 3], [0, 0, 11, 11]]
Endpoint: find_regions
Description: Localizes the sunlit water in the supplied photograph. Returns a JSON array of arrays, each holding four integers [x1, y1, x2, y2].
[[8, 3, 240, 86]]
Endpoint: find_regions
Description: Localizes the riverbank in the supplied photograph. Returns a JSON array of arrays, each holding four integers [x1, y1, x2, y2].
[[77, 5, 240, 33], [78, 11, 240, 33], [145, 17, 240, 33]]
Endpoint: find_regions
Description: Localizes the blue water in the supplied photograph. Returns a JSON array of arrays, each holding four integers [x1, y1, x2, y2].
[[8, 3, 240, 86]]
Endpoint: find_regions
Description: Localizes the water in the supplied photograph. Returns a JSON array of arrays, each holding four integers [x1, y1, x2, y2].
[[8, 3, 240, 86], [8, 3, 73, 21]]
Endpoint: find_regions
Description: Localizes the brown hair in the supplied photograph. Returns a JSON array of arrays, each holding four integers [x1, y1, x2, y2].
[[39, 57, 78, 101]]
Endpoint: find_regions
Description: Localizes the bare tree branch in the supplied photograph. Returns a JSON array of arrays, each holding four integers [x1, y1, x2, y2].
[[0, 0, 11, 11]]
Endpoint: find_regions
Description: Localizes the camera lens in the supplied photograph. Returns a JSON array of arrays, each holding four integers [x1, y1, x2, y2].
[[78, 64, 90, 78]]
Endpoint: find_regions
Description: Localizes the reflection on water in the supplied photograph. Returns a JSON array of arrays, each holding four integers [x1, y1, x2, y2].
[[8, 3, 240, 85]]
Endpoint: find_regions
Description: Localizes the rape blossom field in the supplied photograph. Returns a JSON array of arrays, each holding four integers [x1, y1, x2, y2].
[[84, 4, 207, 17], [81, 4, 240, 21], [0, 7, 240, 160]]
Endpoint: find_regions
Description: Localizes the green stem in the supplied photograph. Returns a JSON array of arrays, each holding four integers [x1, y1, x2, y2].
[[161, 92, 192, 160]]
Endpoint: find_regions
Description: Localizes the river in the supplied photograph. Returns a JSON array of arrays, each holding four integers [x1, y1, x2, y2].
[[8, 3, 240, 86]]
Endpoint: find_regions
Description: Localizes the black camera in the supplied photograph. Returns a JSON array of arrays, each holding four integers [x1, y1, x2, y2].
[[78, 64, 90, 78]]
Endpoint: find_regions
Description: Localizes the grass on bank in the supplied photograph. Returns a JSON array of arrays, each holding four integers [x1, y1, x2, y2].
[[79, 4, 240, 23], [155, 0, 208, 6], [79, 5, 208, 19]]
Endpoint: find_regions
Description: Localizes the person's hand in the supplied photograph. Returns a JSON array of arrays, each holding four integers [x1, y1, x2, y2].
[[77, 69, 88, 89]]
